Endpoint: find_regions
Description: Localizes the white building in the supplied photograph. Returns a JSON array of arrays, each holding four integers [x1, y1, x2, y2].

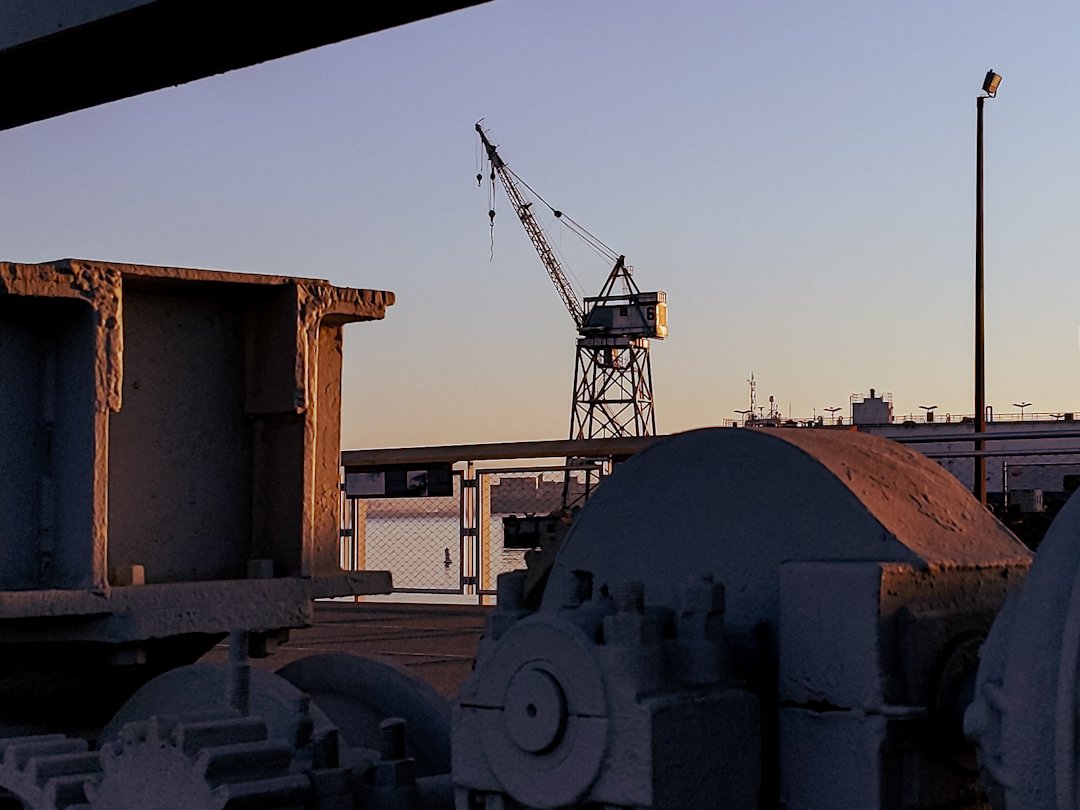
[[849, 391, 1080, 509]]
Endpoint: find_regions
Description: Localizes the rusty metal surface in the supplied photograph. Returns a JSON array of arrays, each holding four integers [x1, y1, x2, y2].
[[461, 427, 1033, 809], [0, 258, 394, 605], [0, 259, 395, 735], [545, 427, 1030, 639]]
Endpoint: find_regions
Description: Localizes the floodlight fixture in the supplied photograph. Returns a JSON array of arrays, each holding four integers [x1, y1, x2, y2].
[[982, 70, 1002, 97]]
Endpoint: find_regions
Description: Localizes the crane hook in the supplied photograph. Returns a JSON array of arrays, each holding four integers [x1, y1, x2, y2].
[[476, 173, 483, 187]]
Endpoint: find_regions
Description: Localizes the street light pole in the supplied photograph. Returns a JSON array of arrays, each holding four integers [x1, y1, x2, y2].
[[975, 70, 1001, 506]]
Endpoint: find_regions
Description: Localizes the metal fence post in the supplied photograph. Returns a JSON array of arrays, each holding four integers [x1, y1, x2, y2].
[[460, 462, 476, 595], [478, 470, 492, 604]]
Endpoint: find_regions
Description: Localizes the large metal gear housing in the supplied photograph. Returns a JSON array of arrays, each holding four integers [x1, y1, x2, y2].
[[0, 260, 394, 739], [966, 482, 1080, 809], [458, 427, 1032, 809], [543, 427, 1027, 638], [0, 651, 453, 810], [0, 734, 101, 809], [88, 715, 312, 810]]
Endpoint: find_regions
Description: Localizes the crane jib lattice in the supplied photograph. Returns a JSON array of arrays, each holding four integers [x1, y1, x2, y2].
[[475, 120, 667, 441]]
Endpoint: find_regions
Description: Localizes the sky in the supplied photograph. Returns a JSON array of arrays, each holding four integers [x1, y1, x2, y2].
[[2, 0, 1080, 449]]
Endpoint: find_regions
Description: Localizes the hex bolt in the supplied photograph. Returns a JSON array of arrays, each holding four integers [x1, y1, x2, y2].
[[614, 581, 645, 614], [228, 662, 251, 717], [226, 629, 251, 716], [312, 728, 340, 769], [496, 571, 526, 610], [564, 569, 594, 608], [380, 717, 408, 760], [228, 629, 250, 664], [679, 575, 725, 617], [290, 694, 314, 748]]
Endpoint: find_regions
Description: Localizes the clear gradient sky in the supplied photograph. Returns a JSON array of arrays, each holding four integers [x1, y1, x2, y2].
[[2, 1, 1079, 448]]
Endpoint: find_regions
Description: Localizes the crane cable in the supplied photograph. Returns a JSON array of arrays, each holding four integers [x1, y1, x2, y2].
[[475, 130, 498, 258], [477, 139, 617, 300], [475, 130, 620, 265], [503, 166, 621, 264], [489, 167, 497, 260]]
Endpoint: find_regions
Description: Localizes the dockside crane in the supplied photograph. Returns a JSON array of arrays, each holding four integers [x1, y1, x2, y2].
[[476, 121, 668, 440]]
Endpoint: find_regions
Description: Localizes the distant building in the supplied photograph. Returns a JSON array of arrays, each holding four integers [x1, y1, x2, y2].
[[857, 415, 1080, 505], [842, 389, 1080, 512], [729, 388, 1080, 519], [851, 388, 893, 426]]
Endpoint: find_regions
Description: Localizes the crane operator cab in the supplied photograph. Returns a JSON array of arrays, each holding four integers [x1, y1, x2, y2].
[[581, 289, 668, 340]]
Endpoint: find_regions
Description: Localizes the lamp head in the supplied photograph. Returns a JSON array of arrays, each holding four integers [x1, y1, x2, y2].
[[982, 70, 1002, 97]]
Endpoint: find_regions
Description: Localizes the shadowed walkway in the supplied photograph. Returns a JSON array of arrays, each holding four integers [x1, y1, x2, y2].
[[203, 602, 488, 698]]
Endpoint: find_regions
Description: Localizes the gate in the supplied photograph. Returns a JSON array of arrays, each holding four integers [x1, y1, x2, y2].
[[338, 437, 645, 602]]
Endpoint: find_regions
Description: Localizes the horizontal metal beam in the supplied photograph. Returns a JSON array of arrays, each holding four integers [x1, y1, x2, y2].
[[883, 428, 1080, 445], [341, 435, 664, 467], [0, 0, 490, 131], [923, 447, 1080, 460], [342, 427, 1080, 467]]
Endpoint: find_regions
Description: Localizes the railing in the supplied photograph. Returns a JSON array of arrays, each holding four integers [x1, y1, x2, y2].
[[339, 429, 1080, 598], [340, 470, 466, 594], [338, 437, 656, 602], [723, 411, 1079, 427], [891, 411, 1076, 425]]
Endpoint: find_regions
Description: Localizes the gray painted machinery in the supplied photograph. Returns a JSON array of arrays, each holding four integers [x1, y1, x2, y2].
[[2, 260, 1080, 808], [456, 427, 1033, 809]]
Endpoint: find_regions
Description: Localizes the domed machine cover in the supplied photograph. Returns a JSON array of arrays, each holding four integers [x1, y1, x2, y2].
[[455, 427, 1032, 810], [544, 427, 1029, 647]]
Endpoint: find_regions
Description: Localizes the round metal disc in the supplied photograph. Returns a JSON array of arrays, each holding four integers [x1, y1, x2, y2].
[[276, 653, 451, 776], [504, 669, 567, 753]]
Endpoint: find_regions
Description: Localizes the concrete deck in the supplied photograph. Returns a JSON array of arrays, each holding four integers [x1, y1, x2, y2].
[[203, 602, 488, 698]]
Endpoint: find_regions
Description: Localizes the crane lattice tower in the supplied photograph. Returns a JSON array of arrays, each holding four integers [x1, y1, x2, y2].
[[476, 122, 667, 440]]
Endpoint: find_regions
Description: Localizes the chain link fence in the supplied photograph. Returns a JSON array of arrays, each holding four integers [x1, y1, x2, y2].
[[476, 466, 603, 595], [341, 471, 465, 593], [339, 433, 1080, 596], [340, 462, 606, 600]]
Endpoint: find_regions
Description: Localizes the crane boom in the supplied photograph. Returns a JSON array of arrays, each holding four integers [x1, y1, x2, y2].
[[476, 123, 585, 329]]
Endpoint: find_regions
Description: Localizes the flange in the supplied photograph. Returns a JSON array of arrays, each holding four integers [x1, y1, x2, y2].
[[460, 613, 608, 809]]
